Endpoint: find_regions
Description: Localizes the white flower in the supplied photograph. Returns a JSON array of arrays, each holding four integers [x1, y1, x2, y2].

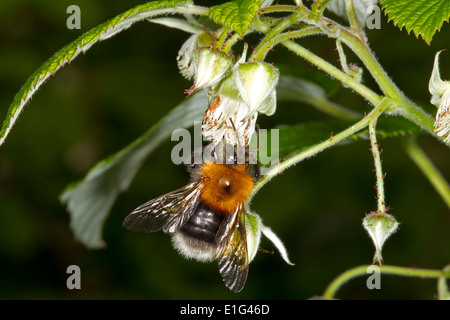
[[202, 94, 257, 146], [362, 212, 399, 265], [202, 61, 278, 146], [429, 50, 450, 143], [245, 211, 294, 265]]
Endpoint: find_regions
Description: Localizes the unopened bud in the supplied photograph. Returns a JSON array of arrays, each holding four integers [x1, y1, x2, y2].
[[177, 33, 214, 81], [186, 47, 233, 96], [362, 212, 399, 265], [234, 62, 279, 115]]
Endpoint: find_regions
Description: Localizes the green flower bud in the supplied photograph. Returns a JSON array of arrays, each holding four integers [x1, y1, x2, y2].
[[234, 62, 279, 115], [363, 212, 399, 265], [186, 47, 233, 96], [177, 33, 214, 81]]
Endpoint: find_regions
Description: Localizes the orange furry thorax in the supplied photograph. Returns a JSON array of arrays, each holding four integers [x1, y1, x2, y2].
[[199, 163, 254, 215]]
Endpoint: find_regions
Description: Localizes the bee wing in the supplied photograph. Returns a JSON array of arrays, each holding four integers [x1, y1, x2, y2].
[[122, 181, 203, 234], [215, 210, 249, 293]]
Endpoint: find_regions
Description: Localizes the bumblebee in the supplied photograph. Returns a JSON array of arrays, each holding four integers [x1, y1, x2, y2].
[[122, 143, 260, 292]]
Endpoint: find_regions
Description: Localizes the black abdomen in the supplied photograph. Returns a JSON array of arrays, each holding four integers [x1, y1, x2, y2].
[[180, 204, 224, 243]]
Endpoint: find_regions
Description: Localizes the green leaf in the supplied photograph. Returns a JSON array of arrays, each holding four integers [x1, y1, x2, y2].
[[0, 0, 193, 147], [149, 17, 203, 34], [60, 91, 207, 249], [209, 0, 261, 36], [263, 116, 421, 162], [381, 0, 450, 44]]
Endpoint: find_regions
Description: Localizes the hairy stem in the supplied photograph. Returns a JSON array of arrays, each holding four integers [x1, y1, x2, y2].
[[336, 39, 350, 75], [258, 5, 301, 15], [249, 98, 389, 199], [323, 264, 450, 300], [281, 39, 382, 106], [337, 29, 435, 134], [251, 13, 303, 61], [345, 0, 362, 34], [213, 26, 231, 51], [369, 114, 387, 214], [256, 4, 435, 135], [223, 32, 241, 52]]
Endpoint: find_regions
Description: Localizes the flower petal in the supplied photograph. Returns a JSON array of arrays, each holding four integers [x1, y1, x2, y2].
[[429, 50, 450, 107], [261, 224, 294, 266]]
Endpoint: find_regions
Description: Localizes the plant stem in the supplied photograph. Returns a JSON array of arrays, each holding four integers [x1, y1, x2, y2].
[[258, 5, 301, 15], [213, 26, 231, 51], [249, 98, 389, 199], [251, 13, 303, 61], [223, 32, 241, 53], [253, 19, 382, 106], [368, 113, 387, 214], [345, 0, 362, 34], [281, 39, 382, 106], [323, 264, 450, 300], [337, 29, 435, 134], [403, 137, 450, 208], [255, 4, 435, 135], [336, 39, 350, 75], [253, 27, 323, 61]]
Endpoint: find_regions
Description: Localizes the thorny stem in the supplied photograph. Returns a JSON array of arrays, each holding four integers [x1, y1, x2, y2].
[[253, 27, 323, 62], [249, 98, 389, 200], [214, 26, 231, 51], [336, 39, 350, 75], [368, 110, 387, 214], [323, 264, 450, 300], [258, 5, 300, 15], [223, 32, 242, 53], [254, 4, 435, 135], [282, 39, 382, 106], [250, 12, 303, 61], [252, 17, 381, 106], [336, 29, 435, 134]]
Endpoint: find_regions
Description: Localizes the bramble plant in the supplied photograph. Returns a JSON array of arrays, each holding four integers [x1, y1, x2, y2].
[[2, 0, 450, 298]]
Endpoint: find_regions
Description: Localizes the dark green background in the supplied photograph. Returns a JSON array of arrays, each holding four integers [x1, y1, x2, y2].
[[1, 0, 450, 299]]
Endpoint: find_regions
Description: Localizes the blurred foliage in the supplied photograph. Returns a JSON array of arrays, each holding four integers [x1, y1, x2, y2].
[[0, 0, 450, 299]]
